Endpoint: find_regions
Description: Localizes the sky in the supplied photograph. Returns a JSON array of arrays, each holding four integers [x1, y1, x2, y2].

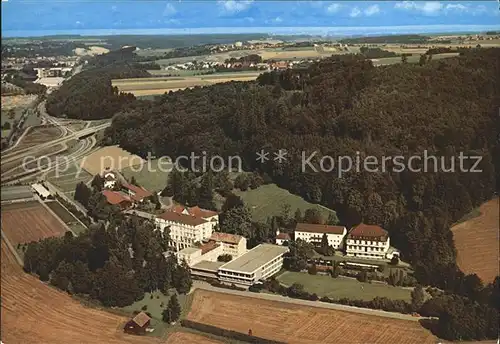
[[2, 1, 500, 36]]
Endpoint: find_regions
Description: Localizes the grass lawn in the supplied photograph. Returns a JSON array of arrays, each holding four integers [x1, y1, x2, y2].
[[233, 184, 336, 223], [277, 271, 412, 301], [119, 290, 189, 321], [47, 163, 93, 193], [121, 159, 172, 192]]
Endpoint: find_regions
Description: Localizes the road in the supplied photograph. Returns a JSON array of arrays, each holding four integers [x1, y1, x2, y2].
[[191, 280, 428, 322]]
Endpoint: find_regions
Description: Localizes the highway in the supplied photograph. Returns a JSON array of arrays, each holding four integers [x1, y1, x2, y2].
[[1, 100, 110, 184]]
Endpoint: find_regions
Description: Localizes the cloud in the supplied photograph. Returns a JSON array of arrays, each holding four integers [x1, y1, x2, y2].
[[445, 4, 467, 12], [326, 3, 342, 14], [274, 16, 283, 23], [218, 0, 254, 14], [350, 7, 361, 17], [364, 4, 380, 16], [394, 1, 443, 16], [163, 3, 176, 17]]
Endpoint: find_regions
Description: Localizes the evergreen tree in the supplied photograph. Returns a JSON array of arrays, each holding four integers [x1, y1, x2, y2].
[[411, 285, 425, 311], [91, 174, 104, 191], [294, 208, 303, 223], [162, 294, 181, 323], [172, 261, 192, 294], [198, 171, 216, 210], [303, 208, 323, 224], [320, 233, 330, 256]]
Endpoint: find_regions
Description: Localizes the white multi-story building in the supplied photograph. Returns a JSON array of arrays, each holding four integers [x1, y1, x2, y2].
[[210, 232, 246, 258], [155, 205, 219, 250], [217, 244, 289, 287], [345, 223, 391, 260], [294, 223, 347, 250]]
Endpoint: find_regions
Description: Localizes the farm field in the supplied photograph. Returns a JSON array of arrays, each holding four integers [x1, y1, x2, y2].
[[165, 332, 222, 344], [81, 145, 144, 176], [372, 52, 459, 66], [112, 72, 261, 96], [1, 94, 37, 110], [0, 238, 166, 344], [187, 289, 436, 344], [121, 159, 172, 192], [232, 183, 336, 222], [277, 271, 412, 301], [452, 198, 499, 283], [1, 201, 68, 246]]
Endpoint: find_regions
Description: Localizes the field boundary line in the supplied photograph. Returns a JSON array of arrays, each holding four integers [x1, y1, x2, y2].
[[1, 230, 23, 266], [38, 197, 76, 236]]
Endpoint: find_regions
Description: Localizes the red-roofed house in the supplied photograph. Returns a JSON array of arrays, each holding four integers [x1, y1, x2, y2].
[[346, 223, 391, 260], [156, 205, 219, 251], [294, 223, 347, 250], [121, 183, 152, 203], [102, 190, 133, 210], [123, 311, 151, 335], [275, 230, 291, 246]]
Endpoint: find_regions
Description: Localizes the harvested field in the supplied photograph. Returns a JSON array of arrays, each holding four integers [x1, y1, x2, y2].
[[452, 198, 499, 283], [166, 332, 222, 344], [187, 290, 436, 344], [81, 145, 144, 175], [1, 201, 68, 245], [112, 72, 261, 96], [0, 238, 165, 344]]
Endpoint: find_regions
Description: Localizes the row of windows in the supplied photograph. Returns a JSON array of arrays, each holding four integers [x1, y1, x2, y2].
[[347, 239, 387, 246], [347, 246, 386, 252]]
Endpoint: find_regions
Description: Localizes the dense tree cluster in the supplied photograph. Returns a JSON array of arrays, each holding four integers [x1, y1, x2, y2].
[[1, 40, 86, 58], [359, 47, 398, 58], [23, 216, 191, 307]]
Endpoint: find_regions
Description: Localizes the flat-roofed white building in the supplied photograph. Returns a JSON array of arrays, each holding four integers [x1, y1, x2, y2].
[[294, 223, 347, 250], [175, 241, 223, 267], [217, 244, 289, 287], [210, 232, 246, 258], [345, 223, 391, 260], [31, 183, 51, 200]]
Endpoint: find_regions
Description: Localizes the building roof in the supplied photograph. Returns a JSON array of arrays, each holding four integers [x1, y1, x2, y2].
[[219, 244, 289, 274], [102, 190, 131, 205], [191, 260, 225, 273], [210, 232, 243, 245], [178, 247, 201, 255], [122, 183, 152, 202], [170, 205, 218, 219], [34, 77, 64, 87], [276, 232, 291, 240], [157, 211, 207, 226], [132, 312, 151, 327], [199, 240, 220, 254], [348, 223, 388, 239], [31, 183, 51, 198], [295, 223, 346, 235]]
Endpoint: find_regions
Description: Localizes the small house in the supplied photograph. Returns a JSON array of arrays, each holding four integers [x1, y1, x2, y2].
[[124, 311, 151, 335]]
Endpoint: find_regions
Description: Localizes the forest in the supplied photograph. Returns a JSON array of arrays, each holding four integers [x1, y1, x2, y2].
[[23, 215, 192, 308]]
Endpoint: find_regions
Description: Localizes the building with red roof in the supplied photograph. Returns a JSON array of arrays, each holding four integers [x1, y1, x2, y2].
[[102, 190, 133, 210], [346, 223, 391, 260], [155, 204, 219, 251]]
